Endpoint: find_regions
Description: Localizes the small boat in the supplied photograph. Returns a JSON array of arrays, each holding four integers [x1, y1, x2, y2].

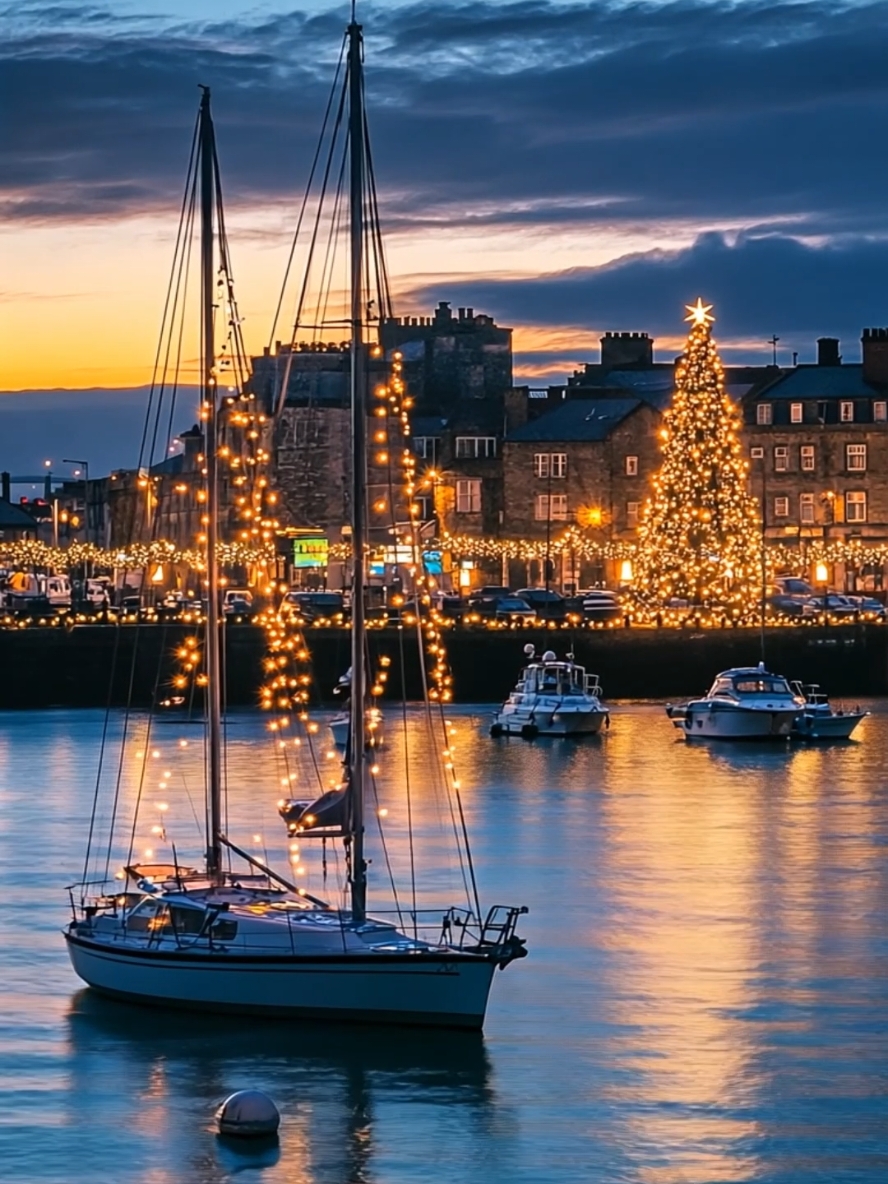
[[329, 667, 382, 750], [490, 645, 609, 738], [790, 683, 868, 740], [666, 662, 803, 740]]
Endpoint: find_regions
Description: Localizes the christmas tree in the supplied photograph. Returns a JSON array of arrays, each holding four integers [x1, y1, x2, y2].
[[636, 300, 761, 616]]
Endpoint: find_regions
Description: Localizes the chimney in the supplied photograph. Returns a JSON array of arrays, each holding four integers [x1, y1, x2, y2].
[[1, 472, 10, 502], [466, 307, 474, 320], [458, 307, 465, 321], [600, 331, 654, 370], [817, 337, 841, 367], [862, 329, 888, 386]]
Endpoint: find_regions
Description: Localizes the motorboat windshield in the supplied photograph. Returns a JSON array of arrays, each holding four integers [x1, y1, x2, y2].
[[708, 669, 796, 699]]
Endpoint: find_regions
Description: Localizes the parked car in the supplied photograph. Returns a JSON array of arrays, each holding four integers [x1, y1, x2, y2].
[[802, 594, 861, 618], [773, 576, 815, 597], [283, 590, 345, 622], [514, 588, 567, 620], [493, 596, 536, 622], [843, 595, 887, 619], [580, 589, 622, 622]]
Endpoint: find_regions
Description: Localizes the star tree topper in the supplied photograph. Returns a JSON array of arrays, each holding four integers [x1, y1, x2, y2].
[[685, 298, 715, 327]]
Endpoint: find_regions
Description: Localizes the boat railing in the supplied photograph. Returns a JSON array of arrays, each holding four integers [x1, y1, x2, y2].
[[584, 673, 602, 697]]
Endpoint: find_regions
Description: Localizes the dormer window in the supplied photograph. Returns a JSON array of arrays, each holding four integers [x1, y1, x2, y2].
[[790, 403, 803, 423], [756, 403, 772, 425], [874, 401, 887, 422], [840, 401, 854, 422]]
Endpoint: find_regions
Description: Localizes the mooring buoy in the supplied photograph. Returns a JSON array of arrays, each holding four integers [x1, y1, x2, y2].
[[215, 1090, 280, 1137]]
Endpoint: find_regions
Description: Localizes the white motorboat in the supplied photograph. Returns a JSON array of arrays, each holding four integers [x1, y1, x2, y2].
[[65, 47, 526, 1031], [490, 645, 609, 738], [666, 662, 804, 740], [790, 683, 868, 740]]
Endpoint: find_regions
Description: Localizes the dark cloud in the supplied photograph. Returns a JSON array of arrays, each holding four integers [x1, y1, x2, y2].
[[409, 232, 888, 373], [3, 1, 888, 240]]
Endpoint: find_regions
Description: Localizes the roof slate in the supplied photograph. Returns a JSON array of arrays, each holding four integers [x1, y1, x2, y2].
[[507, 398, 642, 443], [750, 364, 879, 401], [0, 499, 38, 529]]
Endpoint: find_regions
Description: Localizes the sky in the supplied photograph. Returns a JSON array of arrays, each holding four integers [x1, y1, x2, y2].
[[2, 0, 888, 471]]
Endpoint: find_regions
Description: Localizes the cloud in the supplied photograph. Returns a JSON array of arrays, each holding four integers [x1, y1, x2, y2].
[[405, 231, 888, 371], [3, 1, 888, 241]]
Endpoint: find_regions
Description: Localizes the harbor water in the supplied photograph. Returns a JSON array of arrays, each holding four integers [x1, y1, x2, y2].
[[1, 703, 887, 1183]]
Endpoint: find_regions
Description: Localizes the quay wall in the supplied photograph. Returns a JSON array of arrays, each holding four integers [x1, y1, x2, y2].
[[0, 624, 884, 709]]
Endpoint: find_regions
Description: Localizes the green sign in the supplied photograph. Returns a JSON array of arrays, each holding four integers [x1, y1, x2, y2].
[[292, 533, 328, 569]]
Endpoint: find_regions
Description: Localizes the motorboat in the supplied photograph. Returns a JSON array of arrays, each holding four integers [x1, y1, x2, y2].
[[790, 683, 868, 740], [490, 645, 609, 738], [666, 662, 803, 740]]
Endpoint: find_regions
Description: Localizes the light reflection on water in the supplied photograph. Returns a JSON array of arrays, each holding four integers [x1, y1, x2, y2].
[[0, 704, 887, 1183]]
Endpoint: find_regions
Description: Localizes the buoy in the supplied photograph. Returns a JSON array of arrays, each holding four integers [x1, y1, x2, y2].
[[520, 723, 538, 740], [490, 722, 503, 737], [216, 1090, 280, 1137]]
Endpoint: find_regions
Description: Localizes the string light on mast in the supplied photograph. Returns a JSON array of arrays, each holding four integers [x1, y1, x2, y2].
[[635, 299, 761, 617]]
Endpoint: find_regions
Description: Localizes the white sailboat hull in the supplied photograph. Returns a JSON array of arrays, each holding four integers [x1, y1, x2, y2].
[[65, 932, 497, 1029]]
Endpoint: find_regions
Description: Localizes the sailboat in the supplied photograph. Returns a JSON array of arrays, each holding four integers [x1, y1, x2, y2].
[[65, 22, 527, 1030]]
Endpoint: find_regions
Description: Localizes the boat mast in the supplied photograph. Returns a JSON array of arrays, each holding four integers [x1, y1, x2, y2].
[[347, 17, 368, 925], [199, 86, 224, 883]]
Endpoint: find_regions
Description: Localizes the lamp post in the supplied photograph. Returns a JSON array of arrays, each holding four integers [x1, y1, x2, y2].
[[815, 560, 829, 621], [63, 459, 89, 546], [544, 460, 553, 595]]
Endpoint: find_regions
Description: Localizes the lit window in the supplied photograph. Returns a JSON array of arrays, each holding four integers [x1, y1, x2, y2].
[[840, 401, 854, 422], [750, 447, 764, 459], [756, 403, 772, 425], [533, 453, 567, 478], [846, 444, 867, 471], [535, 494, 568, 521], [455, 436, 497, 459], [800, 445, 815, 471], [455, 479, 481, 513], [627, 501, 639, 528], [774, 446, 789, 472], [846, 491, 867, 522], [774, 496, 789, 518], [800, 493, 815, 524], [874, 401, 887, 422], [790, 403, 803, 423], [625, 455, 638, 476]]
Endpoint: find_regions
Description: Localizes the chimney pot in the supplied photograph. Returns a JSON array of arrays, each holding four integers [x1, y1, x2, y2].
[[817, 338, 841, 367]]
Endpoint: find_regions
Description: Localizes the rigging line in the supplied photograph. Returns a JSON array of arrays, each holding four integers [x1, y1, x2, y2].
[[137, 111, 200, 472], [316, 144, 350, 349], [273, 66, 349, 419], [369, 773, 404, 930], [267, 32, 348, 353], [363, 109, 392, 323], [162, 180, 199, 466], [81, 622, 123, 900], [125, 622, 173, 873], [397, 622, 418, 935], [212, 150, 251, 387], [102, 625, 145, 882]]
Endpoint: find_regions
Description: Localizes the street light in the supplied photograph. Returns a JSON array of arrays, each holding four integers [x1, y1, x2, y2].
[[63, 459, 89, 546]]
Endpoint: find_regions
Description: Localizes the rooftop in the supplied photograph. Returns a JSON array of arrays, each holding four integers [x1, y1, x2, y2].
[[750, 364, 879, 401], [507, 398, 643, 443]]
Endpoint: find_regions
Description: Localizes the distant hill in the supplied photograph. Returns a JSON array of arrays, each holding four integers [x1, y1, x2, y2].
[[0, 388, 200, 482]]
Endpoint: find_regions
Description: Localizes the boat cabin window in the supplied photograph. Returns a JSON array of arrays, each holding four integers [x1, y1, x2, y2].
[[733, 677, 791, 694], [711, 678, 735, 698], [170, 905, 206, 936], [211, 918, 238, 941], [125, 898, 165, 932]]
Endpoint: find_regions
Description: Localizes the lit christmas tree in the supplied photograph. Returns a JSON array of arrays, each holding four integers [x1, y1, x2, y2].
[[636, 300, 761, 616]]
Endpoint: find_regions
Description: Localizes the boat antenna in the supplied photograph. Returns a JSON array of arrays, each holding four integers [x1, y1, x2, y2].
[[198, 84, 224, 884], [347, 17, 368, 925]]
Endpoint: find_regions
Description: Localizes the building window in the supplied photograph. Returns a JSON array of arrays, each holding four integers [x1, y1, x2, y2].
[[800, 493, 815, 524], [874, 401, 887, 422], [533, 453, 567, 479], [790, 403, 803, 424], [413, 436, 439, 460], [846, 491, 867, 522], [627, 501, 639, 528], [455, 479, 481, 513], [846, 444, 867, 472], [756, 403, 772, 425], [750, 446, 764, 459], [840, 401, 854, 423], [625, 455, 638, 476], [455, 436, 497, 459], [774, 496, 789, 518], [535, 493, 568, 521], [774, 446, 789, 472], [800, 445, 815, 471]]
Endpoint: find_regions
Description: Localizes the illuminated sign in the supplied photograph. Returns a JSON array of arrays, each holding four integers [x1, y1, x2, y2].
[[292, 533, 328, 569], [422, 550, 443, 575]]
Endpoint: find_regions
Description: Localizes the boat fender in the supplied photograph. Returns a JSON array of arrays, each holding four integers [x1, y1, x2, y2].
[[137, 880, 159, 894], [520, 723, 538, 740], [216, 1090, 280, 1138], [490, 722, 504, 737], [604, 713, 610, 730]]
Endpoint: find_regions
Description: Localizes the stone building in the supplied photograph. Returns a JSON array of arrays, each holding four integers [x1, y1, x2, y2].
[[742, 330, 888, 591], [381, 301, 512, 414]]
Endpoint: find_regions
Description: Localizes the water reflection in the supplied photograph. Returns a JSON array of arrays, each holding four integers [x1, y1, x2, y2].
[[66, 992, 494, 1184]]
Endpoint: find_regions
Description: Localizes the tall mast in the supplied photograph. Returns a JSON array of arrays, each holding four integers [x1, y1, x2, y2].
[[199, 86, 224, 882], [347, 18, 368, 925]]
